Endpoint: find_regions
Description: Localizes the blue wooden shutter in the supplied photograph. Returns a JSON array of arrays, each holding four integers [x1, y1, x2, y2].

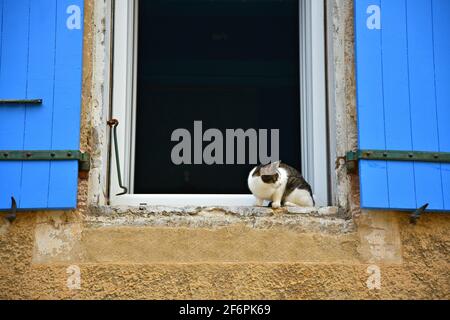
[[355, 0, 450, 211], [0, 0, 84, 210]]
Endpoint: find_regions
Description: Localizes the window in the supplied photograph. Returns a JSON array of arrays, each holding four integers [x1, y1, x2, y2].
[[110, 0, 329, 207]]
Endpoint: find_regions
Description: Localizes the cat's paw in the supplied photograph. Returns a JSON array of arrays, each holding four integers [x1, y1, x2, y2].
[[271, 201, 281, 209]]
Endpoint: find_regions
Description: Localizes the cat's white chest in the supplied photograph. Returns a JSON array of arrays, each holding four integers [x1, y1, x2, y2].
[[248, 176, 276, 200]]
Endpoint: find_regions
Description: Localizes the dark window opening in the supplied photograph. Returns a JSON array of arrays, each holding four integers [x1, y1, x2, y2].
[[134, 0, 301, 194]]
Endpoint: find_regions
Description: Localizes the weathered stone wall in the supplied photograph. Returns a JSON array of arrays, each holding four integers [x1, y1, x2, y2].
[[1, 208, 448, 299], [330, 0, 360, 217], [0, 0, 448, 300]]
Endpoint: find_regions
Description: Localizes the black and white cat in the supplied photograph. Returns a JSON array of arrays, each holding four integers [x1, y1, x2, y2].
[[248, 161, 315, 208]]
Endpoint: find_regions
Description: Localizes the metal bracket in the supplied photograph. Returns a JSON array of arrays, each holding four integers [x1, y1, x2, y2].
[[410, 203, 429, 225], [0, 150, 90, 172], [344, 151, 359, 174], [344, 150, 450, 174], [1, 197, 17, 223]]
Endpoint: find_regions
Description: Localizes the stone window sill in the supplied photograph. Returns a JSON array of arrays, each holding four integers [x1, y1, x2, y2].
[[86, 205, 355, 235]]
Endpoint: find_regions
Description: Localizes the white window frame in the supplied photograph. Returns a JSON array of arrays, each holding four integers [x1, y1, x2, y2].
[[109, 0, 329, 207]]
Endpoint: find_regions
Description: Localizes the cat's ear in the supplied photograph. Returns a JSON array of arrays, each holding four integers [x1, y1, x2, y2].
[[262, 161, 280, 175], [273, 161, 281, 168], [269, 161, 281, 171]]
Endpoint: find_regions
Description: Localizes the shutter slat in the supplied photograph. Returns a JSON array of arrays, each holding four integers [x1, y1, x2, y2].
[[407, 0, 444, 210], [47, 0, 83, 208], [433, 0, 450, 210], [355, 0, 389, 208], [20, 0, 57, 209], [0, 0, 30, 209], [382, 0, 416, 209]]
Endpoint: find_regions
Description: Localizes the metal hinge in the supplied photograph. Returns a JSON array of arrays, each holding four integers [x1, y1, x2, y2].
[[0, 150, 90, 172], [343, 150, 450, 174], [0, 99, 43, 105], [0, 197, 17, 223]]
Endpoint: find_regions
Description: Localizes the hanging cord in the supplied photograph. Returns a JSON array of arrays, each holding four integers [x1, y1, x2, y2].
[[107, 119, 128, 196]]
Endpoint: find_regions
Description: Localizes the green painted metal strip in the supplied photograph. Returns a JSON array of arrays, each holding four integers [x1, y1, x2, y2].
[[346, 150, 450, 174], [0, 99, 42, 105], [0, 150, 90, 171], [349, 150, 450, 163]]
